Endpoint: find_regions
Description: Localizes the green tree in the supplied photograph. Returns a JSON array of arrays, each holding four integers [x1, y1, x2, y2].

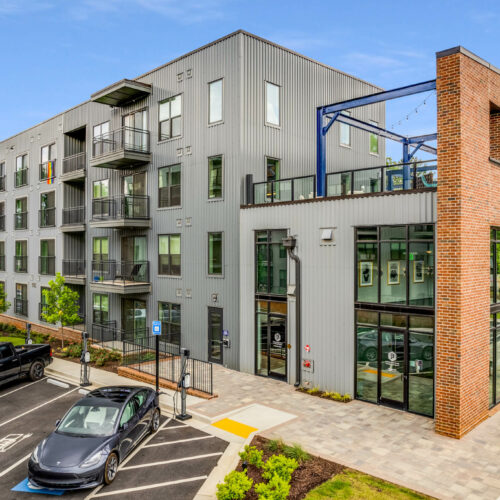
[[42, 273, 81, 347], [0, 282, 11, 313]]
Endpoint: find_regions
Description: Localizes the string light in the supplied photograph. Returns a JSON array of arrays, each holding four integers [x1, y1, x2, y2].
[[390, 91, 436, 130]]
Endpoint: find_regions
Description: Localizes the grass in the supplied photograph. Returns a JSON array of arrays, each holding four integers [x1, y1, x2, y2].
[[305, 469, 432, 500], [0, 336, 26, 346]]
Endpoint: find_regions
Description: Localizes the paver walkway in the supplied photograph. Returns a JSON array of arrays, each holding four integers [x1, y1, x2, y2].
[[189, 365, 500, 500]]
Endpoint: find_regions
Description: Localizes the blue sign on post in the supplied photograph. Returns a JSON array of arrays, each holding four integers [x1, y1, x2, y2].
[[152, 321, 162, 336]]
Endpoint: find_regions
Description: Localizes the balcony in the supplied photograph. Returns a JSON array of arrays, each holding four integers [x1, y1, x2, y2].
[[91, 79, 151, 107], [0, 175, 5, 192], [92, 322, 149, 348], [14, 256, 28, 273], [15, 298, 28, 317], [90, 127, 151, 169], [0, 215, 5, 231], [253, 175, 316, 204], [61, 152, 86, 181], [39, 160, 56, 183], [39, 208, 56, 228], [39, 256, 56, 276], [61, 206, 85, 232], [90, 195, 151, 228], [15, 212, 27, 230], [62, 259, 86, 285], [90, 260, 151, 294], [15, 168, 28, 188]]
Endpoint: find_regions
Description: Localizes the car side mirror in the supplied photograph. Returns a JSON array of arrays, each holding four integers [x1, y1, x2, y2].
[[55, 419, 60, 427]]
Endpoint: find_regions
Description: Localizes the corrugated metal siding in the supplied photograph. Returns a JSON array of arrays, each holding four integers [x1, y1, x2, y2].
[[239, 192, 436, 393]]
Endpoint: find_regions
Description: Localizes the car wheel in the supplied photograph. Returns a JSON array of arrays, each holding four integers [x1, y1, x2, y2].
[[29, 361, 44, 381], [150, 408, 160, 433], [364, 347, 377, 363], [103, 452, 119, 485]]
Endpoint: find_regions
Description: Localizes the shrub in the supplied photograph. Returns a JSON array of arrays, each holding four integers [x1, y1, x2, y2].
[[266, 439, 284, 454], [255, 475, 291, 500], [307, 386, 321, 395], [282, 443, 310, 464], [66, 343, 82, 358], [262, 455, 298, 483], [239, 445, 263, 469], [343, 393, 352, 402], [216, 470, 253, 500]]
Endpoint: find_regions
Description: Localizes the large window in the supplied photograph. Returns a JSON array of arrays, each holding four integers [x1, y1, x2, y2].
[[158, 302, 181, 346], [40, 239, 55, 275], [209, 79, 223, 124], [15, 197, 28, 230], [369, 120, 379, 155], [93, 179, 109, 199], [93, 237, 109, 261], [266, 157, 280, 182], [158, 234, 181, 276], [491, 229, 500, 304], [15, 154, 28, 187], [490, 314, 500, 408], [356, 225, 434, 307], [265, 82, 280, 126], [93, 121, 109, 139], [0, 241, 4, 271], [15, 283, 28, 316], [208, 156, 223, 199], [159, 95, 182, 141], [208, 232, 223, 276], [158, 164, 181, 208], [93, 293, 109, 325], [255, 230, 287, 295], [40, 143, 56, 181], [40, 191, 56, 228], [15, 241, 27, 273], [339, 111, 351, 147]]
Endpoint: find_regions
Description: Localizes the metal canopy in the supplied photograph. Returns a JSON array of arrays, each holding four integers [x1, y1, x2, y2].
[[91, 79, 152, 107], [316, 79, 437, 196]]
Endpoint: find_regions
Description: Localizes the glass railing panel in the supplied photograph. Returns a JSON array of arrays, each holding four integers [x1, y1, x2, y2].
[[353, 168, 382, 194], [327, 172, 352, 197], [294, 176, 315, 200]]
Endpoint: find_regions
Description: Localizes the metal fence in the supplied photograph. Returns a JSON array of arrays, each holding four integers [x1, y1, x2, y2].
[[92, 195, 150, 221], [62, 152, 86, 174], [91, 260, 150, 283], [62, 206, 85, 225], [92, 127, 150, 157]]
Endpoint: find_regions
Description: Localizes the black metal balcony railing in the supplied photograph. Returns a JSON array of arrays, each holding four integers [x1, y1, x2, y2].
[[62, 206, 85, 225], [15, 298, 28, 317], [91, 260, 150, 284], [62, 259, 86, 277], [39, 256, 56, 276], [15, 212, 27, 230], [39, 160, 56, 181], [15, 168, 28, 188], [0, 175, 5, 191], [253, 175, 316, 204], [39, 208, 56, 228], [325, 160, 437, 197], [92, 322, 149, 344], [92, 195, 150, 221], [62, 152, 86, 174], [39, 302, 49, 322], [0, 255, 5, 271], [92, 127, 150, 158], [14, 256, 28, 273], [0, 215, 5, 231]]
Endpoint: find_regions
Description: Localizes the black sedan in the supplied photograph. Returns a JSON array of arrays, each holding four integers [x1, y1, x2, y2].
[[28, 386, 160, 490]]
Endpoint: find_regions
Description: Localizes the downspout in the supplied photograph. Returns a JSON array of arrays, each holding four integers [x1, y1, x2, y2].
[[283, 236, 301, 387]]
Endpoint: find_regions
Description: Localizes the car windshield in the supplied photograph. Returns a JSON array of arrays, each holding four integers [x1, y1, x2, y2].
[[57, 404, 119, 437]]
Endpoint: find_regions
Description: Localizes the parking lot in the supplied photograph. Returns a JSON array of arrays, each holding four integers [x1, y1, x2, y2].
[[0, 377, 229, 500]]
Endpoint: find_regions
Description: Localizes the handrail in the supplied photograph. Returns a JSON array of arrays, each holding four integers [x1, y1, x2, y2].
[[62, 152, 86, 174], [92, 126, 150, 157], [253, 175, 316, 204], [92, 195, 150, 220], [91, 260, 150, 283]]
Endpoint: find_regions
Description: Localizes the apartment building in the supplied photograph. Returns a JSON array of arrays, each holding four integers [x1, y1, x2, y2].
[[0, 31, 383, 371]]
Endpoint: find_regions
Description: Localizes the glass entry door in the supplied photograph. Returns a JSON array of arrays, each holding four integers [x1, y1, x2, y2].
[[122, 298, 147, 341], [268, 316, 287, 379], [208, 307, 223, 364], [379, 330, 406, 409]]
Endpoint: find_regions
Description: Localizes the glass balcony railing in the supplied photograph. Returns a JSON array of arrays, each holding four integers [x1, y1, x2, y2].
[[253, 175, 316, 204]]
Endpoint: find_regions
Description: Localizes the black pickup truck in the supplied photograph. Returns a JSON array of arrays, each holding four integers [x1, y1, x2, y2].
[[0, 342, 53, 386]]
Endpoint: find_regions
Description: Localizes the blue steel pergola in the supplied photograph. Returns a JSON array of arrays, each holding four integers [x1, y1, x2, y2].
[[316, 79, 438, 196]]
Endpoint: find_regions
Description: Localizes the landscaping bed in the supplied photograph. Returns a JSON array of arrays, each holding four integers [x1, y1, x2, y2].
[[296, 386, 352, 403]]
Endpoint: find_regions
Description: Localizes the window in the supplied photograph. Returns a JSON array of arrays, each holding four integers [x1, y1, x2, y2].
[[369, 120, 379, 155], [159, 95, 182, 141], [93, 179, 109, 199], [158, 302, 181, 346], [491, 229, 500, 304], [158, 165, 181, 208], [40, 144, 56, 181], [490, 313, 500, 407], [0, 242, 5, 271], [40, 191, 56, 228], [356, 225, 434, 306], [340, 111, 351, 147], [158, 235, 181, 276], [40, 240, 55, 275], [208, 156, 223, 199], [255, 230, 287, 295], [93, 237, 109, 262], [15, 283, 28, 316], [0, 161, 5, 191], [209, 79, 223, 124], [15, 154, 28, 187], [208, 232, 223, 275], [92, 121, 110, 156], [93, 121, 109, 140], [266, 158, 280, 182], [0, 202, 5, 231], [123, 110, 149, 152], [40, 286, 49, 321], [15, 241, 27, 273], [93, 293, 109, 324], [15, 197, 28, 230], [265, 82, 280, 126]]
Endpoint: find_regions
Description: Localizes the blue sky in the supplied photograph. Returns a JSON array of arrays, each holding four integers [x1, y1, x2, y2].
[[1, 0, 499, 159]]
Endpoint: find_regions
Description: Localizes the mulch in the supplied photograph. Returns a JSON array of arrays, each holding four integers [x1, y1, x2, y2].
[[236, 435, 344, 500]]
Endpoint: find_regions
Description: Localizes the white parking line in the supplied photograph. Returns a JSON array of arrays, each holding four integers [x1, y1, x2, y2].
[[92, 476, 208, 497], [0, 387, 79, 429], [159, 424, 185, 431], [0, 453, 32, 478], [120, 451, 223, 470], [144, 435, 215, 448], [0, 378, 46, 399], [47, 378, 70, 389]]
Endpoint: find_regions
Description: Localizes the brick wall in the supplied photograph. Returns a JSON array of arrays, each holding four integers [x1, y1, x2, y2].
[[436, 48, 500, 438]]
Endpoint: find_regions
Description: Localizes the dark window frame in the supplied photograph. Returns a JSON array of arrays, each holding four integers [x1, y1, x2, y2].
[[158, 234, 181, 276], [208, 232, 223, 276], [158, 95, 182, 141], [208, 155, 223, 200], [158, 301, 181, 346], [93, 293, 109, 325], [158, 164, 181, 208], [492, 228, 500, 305]]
